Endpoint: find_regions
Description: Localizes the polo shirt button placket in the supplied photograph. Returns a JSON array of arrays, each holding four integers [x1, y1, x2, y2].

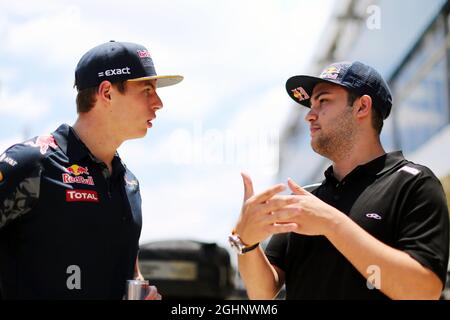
[[334, 181, 343, 201], [100, 165, 112, 199]]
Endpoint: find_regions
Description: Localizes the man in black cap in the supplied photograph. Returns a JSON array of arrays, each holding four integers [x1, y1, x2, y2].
[[0, 41, 182, 299], [230, 61, 449, 299]]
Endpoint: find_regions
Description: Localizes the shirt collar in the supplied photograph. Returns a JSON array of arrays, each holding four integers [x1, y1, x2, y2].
[[52, 124, 90, 162], [324, 151, 406, 182], [52, 124, 126, 175]]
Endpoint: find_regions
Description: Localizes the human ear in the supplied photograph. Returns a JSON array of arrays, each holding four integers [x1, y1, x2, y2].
[[356, 95, 372, 119], [98, 81, 113, 102]]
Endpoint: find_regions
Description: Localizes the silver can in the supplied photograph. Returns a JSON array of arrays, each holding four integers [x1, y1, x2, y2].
[[125, 279, 149, 300]]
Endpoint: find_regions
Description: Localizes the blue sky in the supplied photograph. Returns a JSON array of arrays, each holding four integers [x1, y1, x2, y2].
[[0, 0, 335, 247]]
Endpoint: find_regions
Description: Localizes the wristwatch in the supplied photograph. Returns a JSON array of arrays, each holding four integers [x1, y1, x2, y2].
[[228, 231, 259, 255]]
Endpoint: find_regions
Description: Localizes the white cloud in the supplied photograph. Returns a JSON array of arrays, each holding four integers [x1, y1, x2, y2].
[[0, 87, 50, 120], [228, 86, 294, 133], [0, 0, 61, 17], [156, 78, 227, 122], [118, 137, 173, 169], [0, 136, 22, 154], [0, 67, 19, 84], [3, 5, 101, 68]]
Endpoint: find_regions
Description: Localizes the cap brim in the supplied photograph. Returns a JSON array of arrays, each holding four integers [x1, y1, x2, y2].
[[128, 75, 184, 88], [286, 75, 341, 107]]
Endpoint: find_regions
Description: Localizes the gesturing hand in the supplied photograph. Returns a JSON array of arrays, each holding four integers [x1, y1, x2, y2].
[[271, 178, 343, 237], [233, 173, 301, 245]]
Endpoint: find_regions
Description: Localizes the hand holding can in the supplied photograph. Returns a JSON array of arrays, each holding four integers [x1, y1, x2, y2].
[[125, 280, 162, 300], [144, 285, 162, 300]]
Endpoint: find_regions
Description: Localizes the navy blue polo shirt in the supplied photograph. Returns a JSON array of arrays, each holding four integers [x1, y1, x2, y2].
[[0, 124, 142, 299], [266, 151, 449, 299]]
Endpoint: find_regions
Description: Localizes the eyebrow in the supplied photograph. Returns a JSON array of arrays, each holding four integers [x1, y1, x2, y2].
[[141, 80, 156, 89], [311, 91, 331, 102]]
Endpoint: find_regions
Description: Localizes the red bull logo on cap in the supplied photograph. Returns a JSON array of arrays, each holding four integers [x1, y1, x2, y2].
[[137, 50, 151, 58], [320, 65, 340, 80], [291, 87, 310, 102]]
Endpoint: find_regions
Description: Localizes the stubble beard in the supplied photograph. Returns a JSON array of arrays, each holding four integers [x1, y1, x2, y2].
[[311, 107, 356, 162]]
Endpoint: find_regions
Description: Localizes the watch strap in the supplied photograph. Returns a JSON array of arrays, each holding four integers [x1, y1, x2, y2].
[[230, 230, 259, 254], [241, 242, 259, 254]]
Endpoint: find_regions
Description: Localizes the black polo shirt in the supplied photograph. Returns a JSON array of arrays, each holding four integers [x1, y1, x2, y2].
[[266, 151, 449, 299], [0, 124, 142, 299]]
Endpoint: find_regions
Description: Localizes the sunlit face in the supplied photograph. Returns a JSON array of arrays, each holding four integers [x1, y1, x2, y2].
[[305, 82, 356, 159], [111, 80, 163, 140]]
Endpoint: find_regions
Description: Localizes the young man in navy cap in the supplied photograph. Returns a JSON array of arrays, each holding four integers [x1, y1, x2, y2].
[[0, 41, 182, 299], [230, 61, 449, 299]]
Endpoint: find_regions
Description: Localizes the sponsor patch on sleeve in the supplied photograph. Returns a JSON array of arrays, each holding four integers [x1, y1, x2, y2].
[[0, 153, 18, 167], [24, 135, 58, 155], [398, 165, 421, 176]]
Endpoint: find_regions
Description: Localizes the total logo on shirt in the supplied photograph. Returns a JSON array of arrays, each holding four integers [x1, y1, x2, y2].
[[62, 164, 95, 186], [66, 189, 99, 203]]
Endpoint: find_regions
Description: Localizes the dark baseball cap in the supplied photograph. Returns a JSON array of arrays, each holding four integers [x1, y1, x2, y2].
[[75, 40, 183, 91], [286, 61, 393, 119]]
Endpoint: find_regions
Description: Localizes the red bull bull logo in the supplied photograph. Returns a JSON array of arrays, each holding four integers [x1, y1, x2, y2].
[[320, 65, 340, 80], [66, 165, 89, 176], [25, 135, 58, 155], [63, 164, 94, 185], [137, 49, 151, 58], [291, 87, 310, 102]]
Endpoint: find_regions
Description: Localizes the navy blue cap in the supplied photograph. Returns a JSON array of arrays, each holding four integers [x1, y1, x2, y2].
[[75, 40, 183, 91], [286, 61, 393, 119]]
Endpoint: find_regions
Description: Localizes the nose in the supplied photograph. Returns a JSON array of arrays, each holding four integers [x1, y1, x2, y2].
[[151, 91, 163, 110], [305, 107, 318, 123]]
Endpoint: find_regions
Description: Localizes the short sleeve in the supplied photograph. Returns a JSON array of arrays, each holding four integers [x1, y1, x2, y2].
[[265, 233, 289, 271], [0, 143, 43, 230], [396, 173, 449, 286]]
